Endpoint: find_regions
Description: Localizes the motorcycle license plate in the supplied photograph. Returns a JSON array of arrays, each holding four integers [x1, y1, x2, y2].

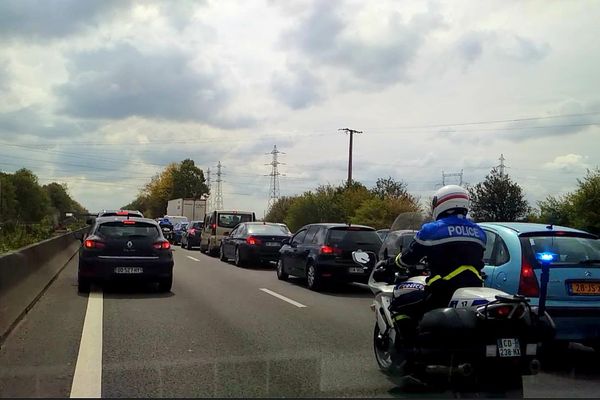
[[348, 267, 364, 273], [497, 338, 521, 357], [115, 267, 143, 274]]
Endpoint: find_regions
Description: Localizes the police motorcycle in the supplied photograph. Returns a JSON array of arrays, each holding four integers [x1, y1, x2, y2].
[[158, 218, 174, 243], [355, 212, 555, 396]]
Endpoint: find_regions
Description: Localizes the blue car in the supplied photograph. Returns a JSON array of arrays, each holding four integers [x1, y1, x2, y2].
[[479, 222, 600, 349]]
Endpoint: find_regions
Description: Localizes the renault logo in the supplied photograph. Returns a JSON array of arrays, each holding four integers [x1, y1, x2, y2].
[[126, 241, 133, 249], [585, 270, 592, 278]]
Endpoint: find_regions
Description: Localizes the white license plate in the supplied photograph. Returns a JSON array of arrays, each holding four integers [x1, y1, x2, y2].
[[348, 267, 364, 273], [266, 242, 280, 247], [115, 267, 143, 274], [497, 338, 521, 357]]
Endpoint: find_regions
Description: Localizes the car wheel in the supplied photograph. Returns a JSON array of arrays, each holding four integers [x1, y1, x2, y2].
[[187, 240, 193, 250], [208, 241, 218, 257], [277, 260, 289, 281], [235, 247, 246, 267], [158, 275, 173, 292], [219, 244, 227, 261], [306, 263, 322, 291], [78, 276, 91, 293]]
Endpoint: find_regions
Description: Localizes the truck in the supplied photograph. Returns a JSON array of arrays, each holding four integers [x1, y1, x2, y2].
[[166, 198, 207, 222]]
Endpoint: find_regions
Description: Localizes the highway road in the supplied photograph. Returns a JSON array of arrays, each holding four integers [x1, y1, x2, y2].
[[1, 247, 600, 398]]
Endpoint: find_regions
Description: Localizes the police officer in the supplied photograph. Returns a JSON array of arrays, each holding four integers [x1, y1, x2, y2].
[[390, 184, 487, 341]]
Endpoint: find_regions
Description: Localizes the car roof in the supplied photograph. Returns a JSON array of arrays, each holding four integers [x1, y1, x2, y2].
[[95, 216, 158, 225], [303, 223, 376, 230], [479, 222, 590, 235], [242, 222, 285, 225]]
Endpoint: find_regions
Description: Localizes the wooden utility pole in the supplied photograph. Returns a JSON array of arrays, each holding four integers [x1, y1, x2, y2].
[[338, 128, 363, 186]]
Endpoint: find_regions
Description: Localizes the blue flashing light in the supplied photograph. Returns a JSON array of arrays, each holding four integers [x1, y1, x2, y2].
[[536, 252, 558, 263]]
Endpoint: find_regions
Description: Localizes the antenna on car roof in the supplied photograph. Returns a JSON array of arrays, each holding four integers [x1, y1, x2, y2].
[[546, 224, 553, 230]]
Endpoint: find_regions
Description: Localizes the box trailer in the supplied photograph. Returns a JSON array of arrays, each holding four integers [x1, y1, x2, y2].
[[166, 198, 207, 222]]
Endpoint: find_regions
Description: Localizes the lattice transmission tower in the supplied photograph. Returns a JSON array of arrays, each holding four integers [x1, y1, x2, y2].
[[214, 161, 224, 210], [266, 145, 285, 210]]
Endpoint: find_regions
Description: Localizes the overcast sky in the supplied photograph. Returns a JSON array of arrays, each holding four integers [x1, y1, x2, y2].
[[0, 0, 599, 216]]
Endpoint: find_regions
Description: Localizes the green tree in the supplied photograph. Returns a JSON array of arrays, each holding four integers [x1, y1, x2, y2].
[[352, 196, 421, 229], [334, 182, 373, 221], [0, 173, 18, 222], [468, 168, 530, 222], [371, 177, 414, 201], [284, 188, 345, 232], [11, 168, 50, 223], [171, 159, 209, 199], [569, 168, 600, 234], [265, 196, 297, 223], [537, 195, 572, 226]]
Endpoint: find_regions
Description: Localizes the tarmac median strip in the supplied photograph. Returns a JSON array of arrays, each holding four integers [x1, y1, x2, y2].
[[70, 288, 103, 398], [259, 288, 307, 308]]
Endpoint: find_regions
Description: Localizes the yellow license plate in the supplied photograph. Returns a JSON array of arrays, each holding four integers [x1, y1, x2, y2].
[[570, 281, 600, 295]]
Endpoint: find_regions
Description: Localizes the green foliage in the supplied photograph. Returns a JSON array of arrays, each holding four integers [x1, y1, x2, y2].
[[371, 177, 413, 200], [352, 196, 421, 229], [11, 168, 50, 223], [284, 187, 345, 232], [124, 159, 209, 218], [44, 182, 87, 217], [569, 168, 600, 234], [264, 196, 296, 223], [536, 195, 572, 226], [468, 168, 530, 222]]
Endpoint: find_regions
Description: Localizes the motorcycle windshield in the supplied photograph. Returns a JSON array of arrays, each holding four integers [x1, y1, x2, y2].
[[389, 211, 425, 232]]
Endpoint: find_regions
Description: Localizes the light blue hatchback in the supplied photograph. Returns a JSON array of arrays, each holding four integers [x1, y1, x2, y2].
[[479, 222, 600, 348]]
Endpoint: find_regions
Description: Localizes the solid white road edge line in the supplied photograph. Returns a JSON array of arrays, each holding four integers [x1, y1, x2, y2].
[[259, 288, 307, 308], [187, 255, 200, 262], [70, 288, 103, 398]]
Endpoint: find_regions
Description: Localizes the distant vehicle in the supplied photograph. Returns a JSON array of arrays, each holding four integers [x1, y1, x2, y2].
[[158, 218, 174, 242], [98, 209, 144, 218], [200, 210, 256, 256], [219, 222, 292, 266], [277, 223, 382, 291], [378, 229, 417, 261], [167, 198, 206, 222], [479, 222, 600, 349], [376, 229, 390, 241], [181, 220, 204, 250], [162, 215, 189, 227], [172, 221, 189, 245], [76, 216, 174, 292]]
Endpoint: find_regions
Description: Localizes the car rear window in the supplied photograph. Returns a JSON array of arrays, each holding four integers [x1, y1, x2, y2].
[[97, 222, 160, 239], [327, 228, 381, 248], [192, 222, 203, 229], [247, 224, 290, 235], [218, 213, 253, 228], [521, 234, 600, 266]]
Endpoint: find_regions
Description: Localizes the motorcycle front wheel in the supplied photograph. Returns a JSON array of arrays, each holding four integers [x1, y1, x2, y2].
[[373, 322, 394, 372]]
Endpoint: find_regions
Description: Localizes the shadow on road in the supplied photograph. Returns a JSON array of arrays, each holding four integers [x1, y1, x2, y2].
[[79, 282, 175, 299], [283, 277, 373, 298], [541, 344, 600, 378]]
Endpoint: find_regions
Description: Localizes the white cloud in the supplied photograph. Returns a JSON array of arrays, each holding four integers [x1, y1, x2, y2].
[[544, 154, 590, 173]]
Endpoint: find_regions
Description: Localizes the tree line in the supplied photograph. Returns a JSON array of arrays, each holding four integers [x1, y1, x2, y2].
[[0, 168, 87, 252], [124, 159, 209, 218]]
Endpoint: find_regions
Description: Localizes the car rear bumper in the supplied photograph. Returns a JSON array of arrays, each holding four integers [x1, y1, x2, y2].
[[79, 256, 173, 281], [187, 235, 202, 245], [241, 246, 282, 262], [317, 262, 372, 283], [546, 307, 600, 342]]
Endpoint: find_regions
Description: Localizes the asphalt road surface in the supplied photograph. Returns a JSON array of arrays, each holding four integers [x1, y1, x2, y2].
[[1, 247, 600, 398]]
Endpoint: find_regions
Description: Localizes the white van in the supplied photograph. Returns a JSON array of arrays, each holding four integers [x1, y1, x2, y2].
[[200, 210, 256, 256]]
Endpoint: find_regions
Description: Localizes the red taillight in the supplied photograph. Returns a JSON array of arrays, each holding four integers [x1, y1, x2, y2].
[[320, 245, 342, 255], [518, 257, 540, 297], [117, 211, 128, 215], [84, 239, 105, 249], [494, 305, 512, 317], [247, 236, 261, 245], [153, 241, 171, 250], [211, 223, 216, 234], [123, 220, 136, 225]]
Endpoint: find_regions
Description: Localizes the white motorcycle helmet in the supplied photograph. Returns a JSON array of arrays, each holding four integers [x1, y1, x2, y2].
[[431, 185, 470, 220]]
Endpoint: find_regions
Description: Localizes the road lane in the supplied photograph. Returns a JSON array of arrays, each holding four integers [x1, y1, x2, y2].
[[2, 245, 600, 397]]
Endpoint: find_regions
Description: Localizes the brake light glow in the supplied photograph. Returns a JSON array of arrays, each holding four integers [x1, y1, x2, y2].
[[518, 256, 540, 297], [189, 228, 196, 235], [123, 220, 136, 225], [320, 245, 342, 255], [247, 236, 261, 245], [153, 241, 171, 249], [494, 305, 512, 317], [117, 211, 128, 215], [84, 239, 105, 249]]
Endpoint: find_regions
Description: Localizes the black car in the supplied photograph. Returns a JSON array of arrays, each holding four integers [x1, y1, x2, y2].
[[277, 223, 382, 291], [220, 222, 291, 266], [181, 220, 204, 249], [77, 216, 174, 292], [378, 229, 417, 261]]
